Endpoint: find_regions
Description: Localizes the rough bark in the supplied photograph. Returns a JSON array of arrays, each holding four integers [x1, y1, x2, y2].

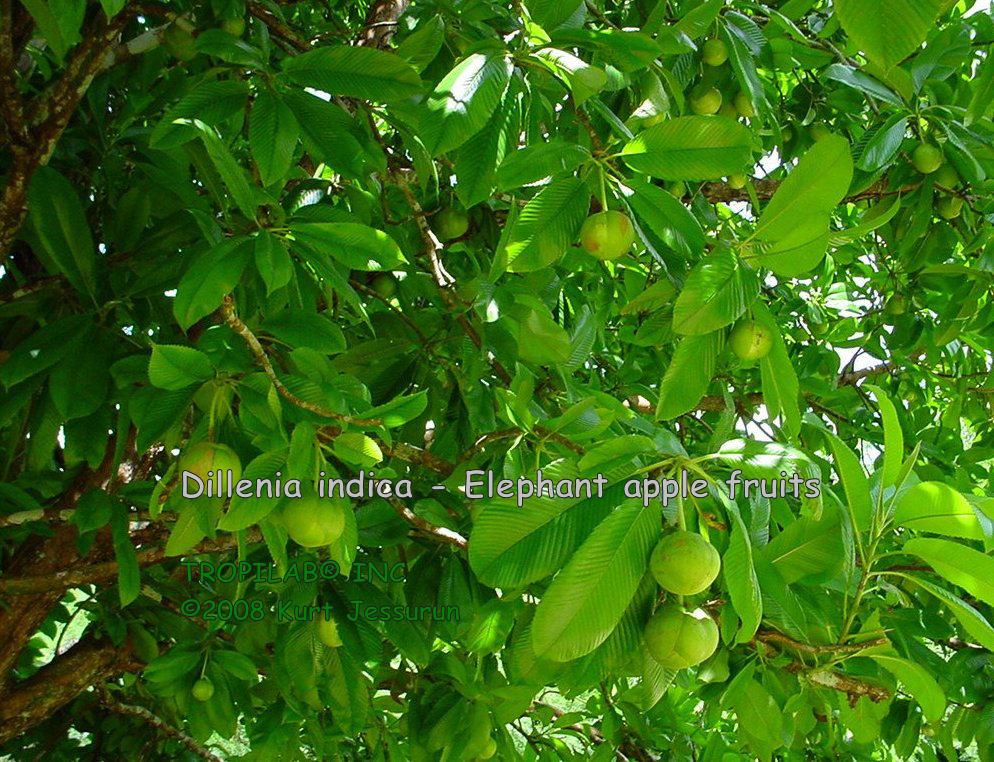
[[0, 635, 139, 745]]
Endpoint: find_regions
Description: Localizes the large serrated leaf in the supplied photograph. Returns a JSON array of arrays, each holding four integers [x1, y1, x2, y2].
[[621, 116, 752, 181], [502, 177, 589, 273], [281, 45, 423, 101], [672, 249, 759, 335], [656, 332, 723, 420], [531, 499, 661, 661]]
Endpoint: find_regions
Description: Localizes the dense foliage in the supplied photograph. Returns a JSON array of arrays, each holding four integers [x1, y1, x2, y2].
[[2, 0, 994, 759]]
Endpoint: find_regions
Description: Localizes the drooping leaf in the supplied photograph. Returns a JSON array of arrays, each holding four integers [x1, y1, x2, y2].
[[620, 116, 753, 181]]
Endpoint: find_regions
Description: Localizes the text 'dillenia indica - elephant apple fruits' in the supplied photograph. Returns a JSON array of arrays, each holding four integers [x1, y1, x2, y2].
[[278, 486, 346, 547], [179, 442, 243, 485], [729, 318, 774, 361], [644, 604, 720, 669], [579, 210, 636, 260], [650, 530, 722, 596]]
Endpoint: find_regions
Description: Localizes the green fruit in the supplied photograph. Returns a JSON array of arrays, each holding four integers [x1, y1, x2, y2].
[[885, 294, 908, 315], [371, 274, 397, 298], [192, 677, 214, 702], [579, 210, 636, 261], [667, 181, 687, 199], [702, 38, 728, 66], [809, 122, 831, 142], [934, 164, 960, 188], [179, 442, 242, 484], [221, 17, 246, 37], [316, 614, 343, 647], [649, 531, 722, 596], [163, 24, 197, 61], [644, 605, 719, 669], [280, 486, 346, 547], [729, 319, 774, 360], [727, 173, 747, 189], [912, 143, 943, 174], [689, 86, 722, 115], [478, 738, 497, 759], [733, 91, 755, 118], [436, 208, 469, 241], [717, 102, 738, 119], [936, 196, 963, 220], [809, 321, 828, 337]]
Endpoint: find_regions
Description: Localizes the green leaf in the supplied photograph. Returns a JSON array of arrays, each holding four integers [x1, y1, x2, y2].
[[110, 501, 140, 607], [502, 177, 589, 273], [834, 0, 943, 70], [672, 249, 759, 335], [967, 52, 994, 124], [746, 135, 853, 277], [455, 95, 518, 207], [218, 450, 287, 531], [624, 178, 705, 258], [27, 167, 97, 302], [213, 650, 258, 681], [291, 223, 406, 271], [716, 438, 817, 481], [360, 391, 429, 428], [0, 315, 91, 388], [150, 80, 249, 149], [420, 53, 513, 156], [760, 505, 844, 584], [254, 231, 294, 295], [250, 90, 300, 186], [283, 91, 371, 178], [263, 309, 346, 354], [823, 64, 903, 107], [717, 492, 763, 643], [858, 115, 908, 171], [904, 537, 994, 610], [496, 140, 590, 192], [148, 344, 214, 391], [531, 499, 661, 661], [333, 432, 382, 469], [469, 461, 629, 587], [656, 332, 723, 420], [50, 337, 110, 420], [620, 116, 753, 181], [864, 384, 904, 488], [532, 48, 608, 104], [281, 45, 423, 101], [730, 679, 784, 753], [894, 482, 985, 541], [173, 238, 252, 331], [897, 573, 994, 652], [826, 431, 873, 534], [74, 489, 113, 533], [194, 121, 259, 221], [869, 653, 945, 724]]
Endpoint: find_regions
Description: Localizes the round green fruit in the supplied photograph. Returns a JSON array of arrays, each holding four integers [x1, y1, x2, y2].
[[809, 122, 831, 142], [650, 531, 722, 596], [667, 181, 687, 199], [579, 210, 636, 261], [192, 677, 214, 702], [937, 196, 963, 220], [644, 605, 719, 669], [809, 321, 828, 337], [934, 164, 960, 188], [702, 38, 728, 66], [280, 487, 346, 547], [727, 173, 747, 189], [717, 102, 738, 119], [179, 442, 242, 484], [371, 274, 397, 298], [885, 294, 908, 315], [733, 91, 755, 118], [729, 319, 773, 361], [316, 614, 343, 647], [163, 24, 197, 61], [435, 208, 469, 241], [689, 87, 722, 115], [478, 738, 497, 760], [912, 143, 943, 174], [221, 17, 246, 36]]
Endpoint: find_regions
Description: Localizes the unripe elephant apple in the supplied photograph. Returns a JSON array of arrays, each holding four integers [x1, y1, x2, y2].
[[579, 210, 636, 260]]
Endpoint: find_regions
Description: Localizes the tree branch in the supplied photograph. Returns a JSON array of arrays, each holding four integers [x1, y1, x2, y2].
[[386, 496, 468, 550], [96, 685, 222, 761], [220, 295, 382, 427]]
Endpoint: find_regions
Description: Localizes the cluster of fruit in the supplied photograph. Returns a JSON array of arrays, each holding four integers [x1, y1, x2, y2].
[[644, 531, 722, 669], [911, 143, 965, 220], [178, 442, 347, 548]]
